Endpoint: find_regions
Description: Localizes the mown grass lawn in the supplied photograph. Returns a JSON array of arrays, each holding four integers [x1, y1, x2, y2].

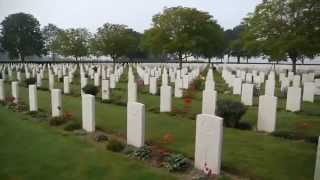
[[2, 68, 318, 180], [0, 105, 178, 180]]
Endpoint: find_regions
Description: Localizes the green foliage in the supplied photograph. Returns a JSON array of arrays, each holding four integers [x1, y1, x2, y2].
[[82, 84, 99, 96], [95, 23, 142, 62], [0, 13, 45, 61], [271, 131, 318, 144], [54, 28, 90, 60], [64, 122, 81, 131], [141, 6, 225, 67], [132, 146, 151, 160], [41, 23, 62, 60], [216, 99, 247, 128], [163, 154, 190, 172], [93, 132, 108, 142], [49, 117, 66, 126], [242, 0, 320, 72], [192, 78, 205, 91], [106, 139, 125, 152]]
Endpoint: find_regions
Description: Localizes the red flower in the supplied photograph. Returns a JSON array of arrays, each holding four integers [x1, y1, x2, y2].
[[161, 133, 175, 144], [301, 123, 312, 129], [159, 149, 169, 156], [183, 98, 192, 106]]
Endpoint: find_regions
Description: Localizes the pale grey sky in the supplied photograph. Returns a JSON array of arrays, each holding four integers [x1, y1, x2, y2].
[[0, 0, 262, 32]]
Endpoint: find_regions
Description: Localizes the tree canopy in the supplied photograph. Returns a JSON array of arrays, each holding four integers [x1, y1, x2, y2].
[[241, 0, 320, 72], [0, 12, 45, 61], [94, 23, 141, 63], [42, 23, 62, 60], [55, 28, 91, 60], [141, 6, 225, 68]]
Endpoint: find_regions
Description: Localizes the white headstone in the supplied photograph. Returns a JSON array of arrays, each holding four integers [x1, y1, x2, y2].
[[49, 73, 55, 90], [174, 78, 183, 98], [257, 95, 277, 133], [11, 81, 19, 104], [63, 76, 70, 94], [195, 114, 223, 175], [94, 73, 100, 87], [202, 90, 217, 115], [101, 79, 110, 100], [82, 94, 95, 132], [233, 78, 242, 95], [36, 73, 42, 87], [28, 84, 38, 111], [293, 75, 301, 87], [128, 81, 137, 102], [160, 85, 172, 112], [241, 83, 254, 106], [303, 82, 315, 102], [149, 77, 157, 95], [110, 75, 116, 89], [286, 87, 301, 112], [265, 79, 275, 96], [51, 89, 62, 117], [245, 73, 253, 83], [0, 79, 4, 101], [127, 102, 145, 148]]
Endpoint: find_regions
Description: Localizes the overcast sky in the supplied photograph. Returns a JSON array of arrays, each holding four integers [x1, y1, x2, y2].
[[0, 0, 262, 33]]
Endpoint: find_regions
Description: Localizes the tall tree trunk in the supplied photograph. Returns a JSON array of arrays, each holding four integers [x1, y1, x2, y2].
[[21, 54, 25, 62], [237, 56, 240, 64], [291, 57, 297, 74], [178, 51, 183, 70], [246, 57, 249, 63]]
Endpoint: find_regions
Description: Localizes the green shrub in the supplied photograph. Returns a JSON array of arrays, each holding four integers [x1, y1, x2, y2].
[[163, 154, 190, 172], [64, 122, 81, 131], [237, 122, 253, 130], [193, 78, 205, 91], [93, 132, 108, 142], [49, 117, 66, 126], [216, 99, 246, 128], [82, 84, 99, 96], [271, 131, 318, 144], [132, 146, 151, 160], [106, 139, 125, 152], [25, 78, 36, 86]]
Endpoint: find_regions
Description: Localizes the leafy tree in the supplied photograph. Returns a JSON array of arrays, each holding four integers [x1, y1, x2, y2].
[[55, 28, 90, 60], [242, 0, 320, 73], [95, 23, 140, 64], [0, 13, 45, 61], [141, 6, 225, 69], [194, 21, 225, 65], [88, 36, 102, 58], [42, 24, 62, 60], [126, 30, 146, 60], [225, 25, 254, 63]]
